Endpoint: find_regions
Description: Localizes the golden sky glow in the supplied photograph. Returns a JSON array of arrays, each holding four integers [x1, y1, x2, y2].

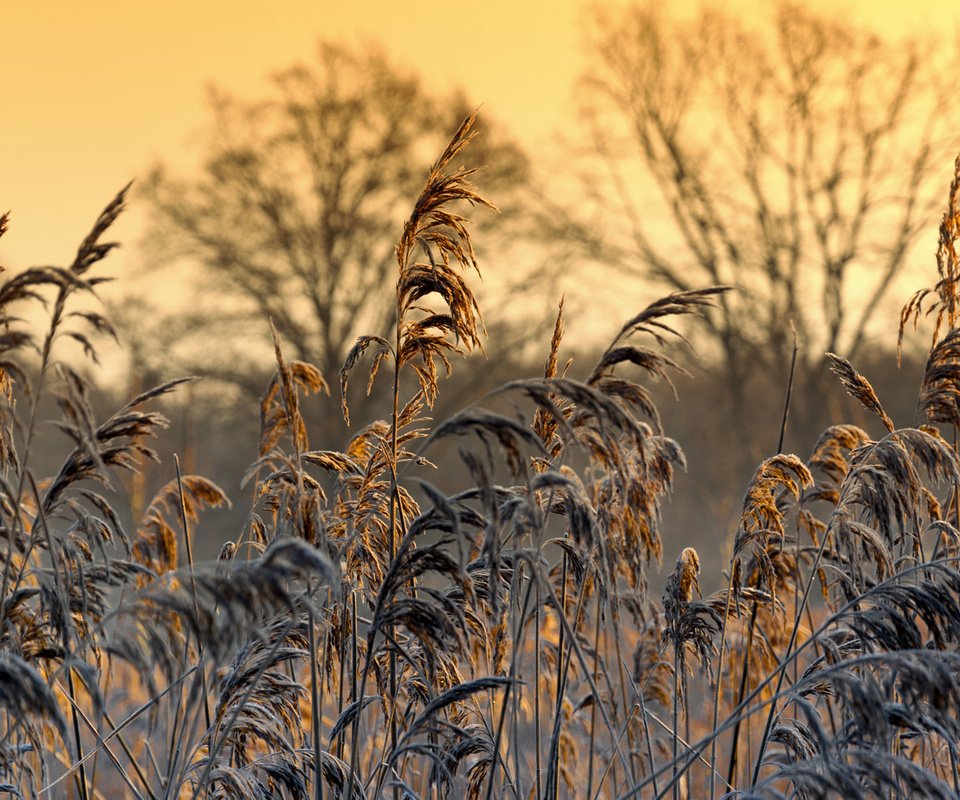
[[2, 0, 959, 282]]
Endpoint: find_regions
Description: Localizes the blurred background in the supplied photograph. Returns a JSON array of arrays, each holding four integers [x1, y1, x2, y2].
[[3, 0, 960, 582]]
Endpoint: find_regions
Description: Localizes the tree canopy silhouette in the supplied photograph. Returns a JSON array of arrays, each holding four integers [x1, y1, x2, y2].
[[142, 42, 534, 393], [577, 3, 960, 417]]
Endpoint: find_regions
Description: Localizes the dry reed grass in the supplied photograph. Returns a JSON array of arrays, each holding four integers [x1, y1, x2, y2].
[[2, 115, 960, 800]]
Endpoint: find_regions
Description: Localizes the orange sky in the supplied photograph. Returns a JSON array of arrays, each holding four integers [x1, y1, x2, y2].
[[2, 0, 958, 288]]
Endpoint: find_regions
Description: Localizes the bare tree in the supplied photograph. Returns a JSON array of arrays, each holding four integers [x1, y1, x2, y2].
[[142, 42, 536, 390], [577, 3, 959, 418]]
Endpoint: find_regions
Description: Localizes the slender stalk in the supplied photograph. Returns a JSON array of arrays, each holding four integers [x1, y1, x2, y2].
[[385, 282, 403, 800], [723, 327, 798, 791], [308, 587, 324, 800], [352, 591, 359, 705], [777, 327, 799, 455], [709, 579, 735, 799], [511, 566, 524, 799], [320, 610, 328, 800], [174, 455, 211, 734], [671, 642, 680, 800], [535, 571, 543, 800], [549, 555, 569, 800], [620, 655, 659, 797], [724, 603, 758, 787], [336, 609, 346, 762], [953, 425, 960, 532], [484, 574, 535, 800], [586, 597, 603, 800], [611, 612, 637, 787], [67, 668, 91, 800]]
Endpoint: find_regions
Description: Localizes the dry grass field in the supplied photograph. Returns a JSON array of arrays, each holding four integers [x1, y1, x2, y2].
[[4, 111, 960, 800]]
